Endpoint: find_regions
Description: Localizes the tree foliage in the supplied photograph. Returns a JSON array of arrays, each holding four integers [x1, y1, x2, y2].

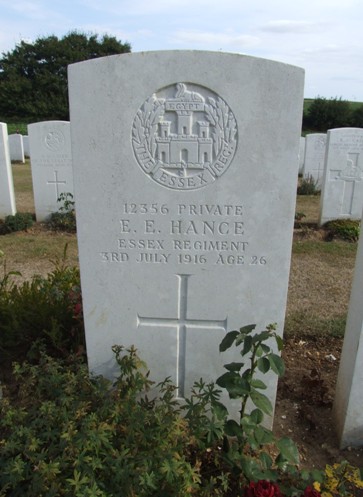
[[303, 96, 353, 132], [0, 31, 131, 121]]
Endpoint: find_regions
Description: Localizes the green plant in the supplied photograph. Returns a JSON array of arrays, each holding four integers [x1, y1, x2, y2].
[[183, 324, 314, 496], [0, 347, 204, 497], [2, 319, 363, 496], [295, 212, 306, 222], [294, 211, 307, 229], [0, 212, 33, 234], [323, 219, 360, 242], [47, 192, 77, 232], [311, 461, 363, 497], [297, 176, 320, 196], [0, 245, 85, 371]]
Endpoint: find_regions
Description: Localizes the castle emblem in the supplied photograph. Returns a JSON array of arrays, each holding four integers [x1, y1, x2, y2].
[[132, 83, 238, 190]]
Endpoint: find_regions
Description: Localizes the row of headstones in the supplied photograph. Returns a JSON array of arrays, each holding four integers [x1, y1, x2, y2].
[[0, 121, 73, 221], [299, 129, 363, 225], [0, 51, 362, 448], [3, 125, 363, 229]]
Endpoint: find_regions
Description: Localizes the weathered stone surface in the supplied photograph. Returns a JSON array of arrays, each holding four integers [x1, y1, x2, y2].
[[334, 207, 363, 448], [68, 51, 304, 423], [0, 123, 16, 218], [28, 121, 73, 221], [319, 128, 363, 225]]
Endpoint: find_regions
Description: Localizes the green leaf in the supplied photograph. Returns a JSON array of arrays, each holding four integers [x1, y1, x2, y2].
[[250, 379, 267, 390], [311, 469, 324, 483], [224, 419, 243, 438], [249, 408, 264, 425], [250, 389, 273, 416], [268, 353, 285, 376], [216, 371, 239, 388], [252, 331, 271, 343], [236, 325, 256, 346], [257, 357, 270, 373], [239, 324, 256, 335], [240, 457, 265, 481], [241, 335, 253, 356], [212, 401, 228, 420], [226, 378, 251, 399], [254, 425, 274, 446], [300, 470, 311, 481], [260, 343, 270, 353], [275, 335, 284, 351], [216, 372, 250, 398], [259, 451, 273, 470], [219, 330, 239, 352], [276, 437, 300, 465], [224, 362, 244, 372]]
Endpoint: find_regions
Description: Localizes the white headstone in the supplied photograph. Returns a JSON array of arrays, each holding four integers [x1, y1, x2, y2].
[[0, 123, 16, 218], [303, 133, 326, 187], [28, 121, 73, 221], [298, 137, 305, 174], [8, 133, 25, 163], [68, 51, 304, 422], [23, 135, 30, 157], [334, 208, 363, 448], [319, 128, 363, 226]]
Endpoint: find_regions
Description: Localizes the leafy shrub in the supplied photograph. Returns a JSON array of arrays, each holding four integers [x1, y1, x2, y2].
[[47, 192, 76, 232], [0, 212, 34, 235], [1, 320, 363, 496], [297, 176, 320, 196], [0, 246, 84, 371], [323, 219, 360, 242], [0, 348, 203, 497]]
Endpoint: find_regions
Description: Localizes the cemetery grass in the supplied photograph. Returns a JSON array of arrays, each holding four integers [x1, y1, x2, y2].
[[2, 166, 363, 475]]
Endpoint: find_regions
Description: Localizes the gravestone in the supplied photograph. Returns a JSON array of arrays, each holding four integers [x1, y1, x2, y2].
[[303, 133, 326, 187], [298, 136, 305, 175], [23, 135, 30, 157], [319, 128, 363, 226], [334, 208, 363, 448], [28, 121, 73, 221], [68, 51, 304, 421], [0, 123, 16, 218], [8, 133, 25, 163]]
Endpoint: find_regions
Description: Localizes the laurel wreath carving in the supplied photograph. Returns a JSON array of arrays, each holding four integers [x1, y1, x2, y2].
[[132, 95, 165, 159], [205, 97, 237, 156]]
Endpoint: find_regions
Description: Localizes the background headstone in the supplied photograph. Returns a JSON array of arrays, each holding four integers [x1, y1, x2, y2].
[[334, 208, 363, 448], [23, 135, 30, 157], [0, 123, 16, 218], [298, 136, 305, 175], [8, 133, 25, 163], [68, 51, 304, 423], [303, 133, 326, 187], [319, 128, 363, 226], [28, 121, 73, 221]]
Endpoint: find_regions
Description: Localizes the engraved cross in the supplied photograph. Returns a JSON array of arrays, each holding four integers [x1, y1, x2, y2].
[[137, 274, 227, 398], [47, 170, 66, 200], [333, 153, 363, 215]]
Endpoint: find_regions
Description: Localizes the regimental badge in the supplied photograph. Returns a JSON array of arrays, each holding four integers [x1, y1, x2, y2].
[[132, 82, 238, 190], [44, 131, 65, 152]]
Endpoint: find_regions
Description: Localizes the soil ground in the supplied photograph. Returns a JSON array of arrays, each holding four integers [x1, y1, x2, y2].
[[2, 164, 363, 473]]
